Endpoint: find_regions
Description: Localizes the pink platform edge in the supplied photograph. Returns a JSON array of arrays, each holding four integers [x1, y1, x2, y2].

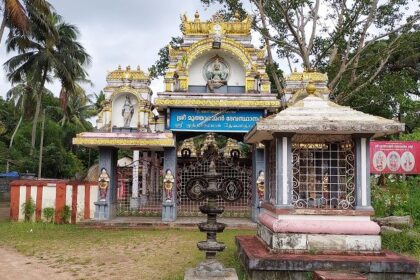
[[259, 212, 381, 235]]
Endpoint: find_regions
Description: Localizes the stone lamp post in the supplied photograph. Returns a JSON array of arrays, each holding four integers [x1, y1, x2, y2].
[[185, 160, 238, 280]]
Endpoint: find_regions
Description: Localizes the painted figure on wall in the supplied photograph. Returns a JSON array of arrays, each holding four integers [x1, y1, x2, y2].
[[163, 169, 175, 202], [122, 95, 134, 127], [98, 168, 110, 201], [256, 170, 265, 204], [205, 58, 228, 92]]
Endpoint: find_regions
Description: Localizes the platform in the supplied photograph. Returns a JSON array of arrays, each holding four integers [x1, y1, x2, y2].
[[235, 235, 419, 280], [79, 217, 256, 230]]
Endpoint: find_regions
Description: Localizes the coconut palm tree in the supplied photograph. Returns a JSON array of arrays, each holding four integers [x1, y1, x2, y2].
[[4, 9, 90, 154], [0, 0, 50, 43]]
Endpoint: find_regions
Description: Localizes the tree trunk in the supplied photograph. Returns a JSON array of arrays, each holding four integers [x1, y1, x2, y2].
[[0, 14, 6, 45], [30, 67, 48, 154], [9, 114, 23, 149]]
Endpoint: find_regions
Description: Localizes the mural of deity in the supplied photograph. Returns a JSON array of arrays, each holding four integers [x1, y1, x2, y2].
[[122, 95, 134, 127], [205, 57, 228, 92], [98, 168, 110, 201], [256, 171, 265, 204], [163, 169, 175, 202]]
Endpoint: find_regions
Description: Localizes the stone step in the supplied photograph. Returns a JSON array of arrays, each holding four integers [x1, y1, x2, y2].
[[314, 271, 367, 280]]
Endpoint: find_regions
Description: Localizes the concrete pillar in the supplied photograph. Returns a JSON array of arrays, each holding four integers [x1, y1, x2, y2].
[[274, 134, 293, 208], [162, 147, 177, 221], [355, 137, 373, 210], [130, 150, 140, 209], [95, 147, 118, 220], [251, 145, 265, 222]]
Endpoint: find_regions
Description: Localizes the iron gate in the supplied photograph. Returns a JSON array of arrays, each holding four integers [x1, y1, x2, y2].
[[177, 152, 252, 217], [116, 159, 162, 216]]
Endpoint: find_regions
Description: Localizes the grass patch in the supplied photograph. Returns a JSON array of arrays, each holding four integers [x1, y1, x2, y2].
[[0, 222, 253, 279], [382, 227, 420, 260]]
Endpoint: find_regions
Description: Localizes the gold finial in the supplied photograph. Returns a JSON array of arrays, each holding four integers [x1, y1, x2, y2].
[[126, 65, 131, 71], [306, 80, 316, 95], [194, 10, 200, 20], [294, 67, 297, 72], [137, 65, 141, 71], [118, 65, 121, 70]]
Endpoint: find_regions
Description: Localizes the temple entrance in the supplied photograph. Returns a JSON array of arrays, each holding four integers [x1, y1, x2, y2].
[[116, 152, 163, 216], [176, 133, 252, 217]]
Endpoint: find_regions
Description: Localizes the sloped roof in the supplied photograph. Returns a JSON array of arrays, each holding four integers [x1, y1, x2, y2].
[[245, 95, 404, 143]]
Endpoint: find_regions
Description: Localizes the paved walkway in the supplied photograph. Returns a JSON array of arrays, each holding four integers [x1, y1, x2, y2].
[[0, 247, 73, 280], [80, 216, 257, 230]]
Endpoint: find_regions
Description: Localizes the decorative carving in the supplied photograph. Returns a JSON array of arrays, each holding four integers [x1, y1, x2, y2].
[[98, 168, 110, 201], [163, 169, 175, 202], [220, 178, 243, 202], [186, 177, 207, 201], [205, 57, 228, 93], [72, 137, 175, 147], [154, 99, 280, 108], [177, 138, 197, 158], [223, 138, 241, 158], [201, 133, 218, 156], [122, 96, 134, 127]]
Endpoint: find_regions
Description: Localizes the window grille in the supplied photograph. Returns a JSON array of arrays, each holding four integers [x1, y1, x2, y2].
[[292, 140, 355, 209]]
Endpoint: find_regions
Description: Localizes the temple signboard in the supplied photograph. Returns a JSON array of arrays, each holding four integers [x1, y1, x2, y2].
[[169, 108, 263, 132], [370, 141, 419, 174]]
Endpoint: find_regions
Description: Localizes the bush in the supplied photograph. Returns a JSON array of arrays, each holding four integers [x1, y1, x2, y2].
[[21, 198, 35, 222], [42, 207, 55, 223], [371, 176, 420, 225], [61, 205, 71, 224]]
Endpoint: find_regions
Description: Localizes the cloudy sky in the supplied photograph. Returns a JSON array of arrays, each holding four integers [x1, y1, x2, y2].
[[0, 1, 256, 99]]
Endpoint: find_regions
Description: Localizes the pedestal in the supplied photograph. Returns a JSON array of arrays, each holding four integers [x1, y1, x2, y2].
[[130, 197, 140, 210], [139, 194, 148, 207], [184, 267, 238, 280], [162, 201, 176, 222], [94, 201, 109, 220]]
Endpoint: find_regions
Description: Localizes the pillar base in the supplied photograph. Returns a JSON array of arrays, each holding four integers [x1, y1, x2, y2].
[[94, 201, 113, 220], [162, 201, 176, 222], [130, 197, 140, 210], [184, 267, 238, 280]]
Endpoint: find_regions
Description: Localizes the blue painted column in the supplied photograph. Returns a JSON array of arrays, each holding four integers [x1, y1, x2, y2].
[[274, 134, 294, 208], [95, 147, 118, 220], [354, 136, 373, 210], [251, 145, 265, 222], [162, 147, 177, 221]]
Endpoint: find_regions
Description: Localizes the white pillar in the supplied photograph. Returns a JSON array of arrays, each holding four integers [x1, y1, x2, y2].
[[132, 150, 139, 198]]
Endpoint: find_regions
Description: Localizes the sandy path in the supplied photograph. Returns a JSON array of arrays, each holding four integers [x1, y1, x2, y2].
[[0, 247, 73, 280]]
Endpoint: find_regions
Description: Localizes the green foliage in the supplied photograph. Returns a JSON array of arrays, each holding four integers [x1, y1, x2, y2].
[[21, 198, 35, 222], [371, 176, 420, 224], [382, 229, 420, 259], [61, 205, 71, 224], [149, 37, 184, 79], [42, 207, 54, 223]]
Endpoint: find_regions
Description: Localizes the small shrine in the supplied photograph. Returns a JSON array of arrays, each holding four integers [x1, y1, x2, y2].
[[236, 82, 418, 278]]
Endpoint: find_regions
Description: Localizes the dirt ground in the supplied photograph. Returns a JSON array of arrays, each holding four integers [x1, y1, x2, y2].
[[0, 247, 73, 280], [0, 223, 250, 280]]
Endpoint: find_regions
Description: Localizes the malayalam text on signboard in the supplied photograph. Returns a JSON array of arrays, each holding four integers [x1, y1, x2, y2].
[[370, 141, 420, 174], [169, 108, 264, 133]]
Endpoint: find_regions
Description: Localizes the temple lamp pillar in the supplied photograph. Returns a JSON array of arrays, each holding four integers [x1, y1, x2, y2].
[[130, 150, 140, 209], [354, 135, 373, 210], [95, 147, 118, 220], [274, 133, 294, 208], [251, 144, 265, 222], [162, 147, 177, 222]]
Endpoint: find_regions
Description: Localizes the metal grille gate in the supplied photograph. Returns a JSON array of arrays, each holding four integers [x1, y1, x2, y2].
[[177, 153, 252, 217], [116, 159, 163, 216]]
